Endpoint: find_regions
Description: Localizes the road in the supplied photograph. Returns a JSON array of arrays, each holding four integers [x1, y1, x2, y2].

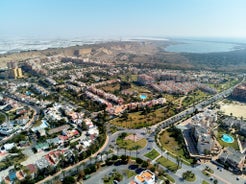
[[2, 78, 245, 184], [97, 78, 246, 184]]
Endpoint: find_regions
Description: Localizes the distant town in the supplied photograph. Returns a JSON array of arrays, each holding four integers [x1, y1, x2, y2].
[[0, 41, 245, 184]]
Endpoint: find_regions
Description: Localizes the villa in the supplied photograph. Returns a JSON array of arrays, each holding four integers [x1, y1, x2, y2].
[[218, 147, 245, 171], [132, 170, 156, 184]]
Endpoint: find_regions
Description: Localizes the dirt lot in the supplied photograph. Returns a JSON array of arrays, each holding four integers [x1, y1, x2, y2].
[[219, 101, 246, 119]]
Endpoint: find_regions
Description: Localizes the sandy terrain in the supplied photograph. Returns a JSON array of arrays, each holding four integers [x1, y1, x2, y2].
[[219, 101, 246, 119]]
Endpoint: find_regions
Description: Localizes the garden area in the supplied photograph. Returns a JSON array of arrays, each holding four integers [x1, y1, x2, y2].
[[158, 126, 195, 164], [216, 127, 239, 150], [116, 132, 147, 150]]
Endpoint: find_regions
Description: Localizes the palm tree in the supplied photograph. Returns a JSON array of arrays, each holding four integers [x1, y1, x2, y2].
[[122, 146, 127, 156], [166, 152, 169, 160], [176, 156, 181, 169], [133, 133, 136, 142]]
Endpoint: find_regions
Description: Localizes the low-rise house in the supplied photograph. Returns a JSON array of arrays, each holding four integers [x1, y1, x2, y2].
[[36, 157, 51, 170], [34, 142, 49, 152], [48, 124, 70, 135], [134, 170, 156, 184], [46, 137, 61, 146], [24, 164, 38, 179], [0, 124, 15, 135], [218, 147, 245, 171]]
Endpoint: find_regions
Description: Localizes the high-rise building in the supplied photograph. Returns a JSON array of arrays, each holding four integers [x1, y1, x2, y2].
[[9, 68, 23, 79], [6, 61, 23, 79], [17, 68, 23, 78]]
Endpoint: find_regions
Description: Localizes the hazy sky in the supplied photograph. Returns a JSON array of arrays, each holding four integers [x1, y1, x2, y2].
[[1, 0, 246, 39]]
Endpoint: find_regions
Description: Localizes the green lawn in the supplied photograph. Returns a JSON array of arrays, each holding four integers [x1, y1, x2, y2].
[[116, 136, 147, 150], [157, 156, 180, 172], [163, 173, 175, 183], [144, 149, 160, 160], [202, 170, 210, 177], [206, 167, 214, 174], [202, 180, 209, 184], [216, 127, 239, 150]]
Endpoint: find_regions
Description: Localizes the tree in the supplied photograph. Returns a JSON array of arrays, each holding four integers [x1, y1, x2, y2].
[[182, 170, 195, 181], [63, 176, 75, 184], [122, 111, 128, 120], [176, 156, 182, 169], [204, 149, 211, 155], [136, 158, 143, 164], [166, 152, 169, 160]]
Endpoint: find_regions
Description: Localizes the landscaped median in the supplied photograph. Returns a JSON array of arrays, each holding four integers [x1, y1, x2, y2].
[[156, 156, 181, 172], [202, 180, 209, 184], [202, 166, 214, 177], [182, 170, 196, 182]]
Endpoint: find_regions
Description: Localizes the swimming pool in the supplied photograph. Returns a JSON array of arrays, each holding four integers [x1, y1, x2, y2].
[[221, 134, 234, 143], [140, 94, 147, 100]]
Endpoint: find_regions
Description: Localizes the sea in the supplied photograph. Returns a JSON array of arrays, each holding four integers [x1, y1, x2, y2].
[[164, 38, 246, 53]]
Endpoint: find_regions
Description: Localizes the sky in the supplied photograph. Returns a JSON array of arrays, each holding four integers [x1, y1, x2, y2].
[[1, 0, 246, 39]]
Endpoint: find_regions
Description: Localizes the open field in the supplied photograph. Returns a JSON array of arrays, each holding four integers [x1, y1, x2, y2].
[[182, 90, 208, 107], [219, 100, 246, 119], [110, 106, 175, 128], [144, 149, 160, 160], [159, 130, 194, 164], [100, 83, 121, 93]]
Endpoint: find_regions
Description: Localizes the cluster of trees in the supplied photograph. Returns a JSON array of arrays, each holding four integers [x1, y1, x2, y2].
[[182, 170, 195, 181], [80, 94, 107, 112], [183, 49, 246, 72]]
